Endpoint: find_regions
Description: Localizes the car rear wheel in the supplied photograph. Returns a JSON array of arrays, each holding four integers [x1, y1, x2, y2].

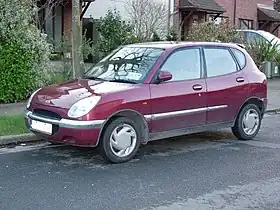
[[99, 117, 141, 163], [232, 104, 262, 140]]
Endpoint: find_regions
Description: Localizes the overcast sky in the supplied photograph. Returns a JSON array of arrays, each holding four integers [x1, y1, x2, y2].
[[84, 0, 174, 19]]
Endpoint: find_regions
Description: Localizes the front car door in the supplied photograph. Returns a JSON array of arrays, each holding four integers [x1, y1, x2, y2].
[[149, 47, 207, 134], [244, 31, 270, 45], [203, 46, 249, 124]]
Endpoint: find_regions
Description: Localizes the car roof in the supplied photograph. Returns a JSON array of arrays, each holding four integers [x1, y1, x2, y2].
[[236, 29, 266, 34], [125, 41, 242, 50]]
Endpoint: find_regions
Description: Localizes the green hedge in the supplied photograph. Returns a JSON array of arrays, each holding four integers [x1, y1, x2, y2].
[[185, 22, 240, 43], [0, 42, 35, 103]]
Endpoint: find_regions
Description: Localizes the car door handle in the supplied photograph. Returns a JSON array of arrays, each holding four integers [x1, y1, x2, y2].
[[236, 77, 245, 83], [193, 84, 203, 91]]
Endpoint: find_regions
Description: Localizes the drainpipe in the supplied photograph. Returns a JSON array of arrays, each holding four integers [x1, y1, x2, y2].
[[233, 0, 237, 26], [167, 0, 171, 36]]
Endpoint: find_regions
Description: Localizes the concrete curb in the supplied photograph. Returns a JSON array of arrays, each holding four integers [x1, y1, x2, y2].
[[265, 108, 280, 114], [0, 101, 27, 108], [0, 108, 279, 147], [0, 133, 44, 146]]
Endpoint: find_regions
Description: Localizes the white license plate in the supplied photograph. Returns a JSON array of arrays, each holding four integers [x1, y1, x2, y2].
[[31, 120, 52, 135]]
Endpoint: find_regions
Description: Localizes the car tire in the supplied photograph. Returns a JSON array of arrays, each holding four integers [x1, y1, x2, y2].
[[232, 104, 262, 140], [98, 117, 141, 163]]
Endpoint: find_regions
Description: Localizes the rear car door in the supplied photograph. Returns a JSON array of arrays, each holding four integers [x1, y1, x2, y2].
[[203, 46, 249, 124], [149, 47, 207, 133]]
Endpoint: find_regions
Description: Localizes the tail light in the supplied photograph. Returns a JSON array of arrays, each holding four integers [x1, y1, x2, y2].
[[263, 78, 267, 85]]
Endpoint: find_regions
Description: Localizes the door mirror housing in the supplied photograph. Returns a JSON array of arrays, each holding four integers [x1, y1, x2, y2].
[[158, 70, 172, 83]]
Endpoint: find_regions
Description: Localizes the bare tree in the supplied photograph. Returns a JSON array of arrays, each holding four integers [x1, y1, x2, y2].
[[125, 0, 168, 41], [33, 0, 65, 30], [274, 0, 280, 12]]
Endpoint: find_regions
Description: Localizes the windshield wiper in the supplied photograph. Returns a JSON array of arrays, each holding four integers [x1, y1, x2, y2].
[[84, 76, 107, 81], [109, 79, 137, 84]]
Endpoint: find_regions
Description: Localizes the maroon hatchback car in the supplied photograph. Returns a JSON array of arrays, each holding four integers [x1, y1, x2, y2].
[[25, 41, 267, 163]]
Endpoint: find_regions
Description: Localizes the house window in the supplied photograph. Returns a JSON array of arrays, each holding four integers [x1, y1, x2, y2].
[[239, 19, 253, 29], [37, 5, 63, 51], [209, 16, 222, 24], [208, 15, 228, 25], [45, 7, 54, 42], [54, 5, 63, 49]]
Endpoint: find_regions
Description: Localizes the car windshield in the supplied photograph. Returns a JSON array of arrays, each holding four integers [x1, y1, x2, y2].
[[260, 31, 278, 42], [84, 46, 165, 83], [258, 31, 280, 51], [259, 31, 280, 44]]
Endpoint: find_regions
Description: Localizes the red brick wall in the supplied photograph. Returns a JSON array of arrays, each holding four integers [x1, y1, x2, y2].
[[215, 0, 234, 23], [216, 0, 274, 29], [236, 0, 258, 28], [216, 0, 258, 28], [174, 0, 279, 36]]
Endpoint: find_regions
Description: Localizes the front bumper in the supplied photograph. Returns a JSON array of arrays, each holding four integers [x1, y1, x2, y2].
[[25, 111, 105, 146]]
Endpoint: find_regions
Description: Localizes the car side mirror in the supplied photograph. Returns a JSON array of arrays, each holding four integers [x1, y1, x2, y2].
[[158, 70, 172, 83]]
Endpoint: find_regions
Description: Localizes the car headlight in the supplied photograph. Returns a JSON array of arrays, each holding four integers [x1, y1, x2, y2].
[[68, 96, 101, 118], [27, 88, 42, 109]]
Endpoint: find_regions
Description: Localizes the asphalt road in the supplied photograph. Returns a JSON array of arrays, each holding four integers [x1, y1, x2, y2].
[[1, 113, 280, 210]]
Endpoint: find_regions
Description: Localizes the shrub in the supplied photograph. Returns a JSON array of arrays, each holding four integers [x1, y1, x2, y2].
[[96, 9, 139, 57], [0, 0, 52, 102], [45, 71, 70, 85], [152, 32, 161, 41], [56, 33, 94, 61], [166, 27, 179, 41], [185, 22, 241, 43], [245, 38, 280, 67], [0, 42, 35, 103]]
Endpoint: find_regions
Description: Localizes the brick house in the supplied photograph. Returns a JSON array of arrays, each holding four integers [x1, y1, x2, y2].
[[173, 0, 226, 38], [37, 0, 95, 49], [216, 0, 280, 36], [174, 0, 280, 38]]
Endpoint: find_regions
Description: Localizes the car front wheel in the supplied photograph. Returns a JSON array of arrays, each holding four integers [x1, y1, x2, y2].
[[232, 104, 262, 140], [99, 117, 141, 163]]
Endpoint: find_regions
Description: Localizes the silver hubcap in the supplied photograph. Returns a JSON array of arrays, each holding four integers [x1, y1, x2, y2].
[[242, 109, 260, 135], [109, 124, 137, 158]]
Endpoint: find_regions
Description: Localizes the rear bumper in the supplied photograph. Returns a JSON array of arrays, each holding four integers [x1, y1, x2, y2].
[[262, 97, 268, 113], [25, 111, 104, 146]]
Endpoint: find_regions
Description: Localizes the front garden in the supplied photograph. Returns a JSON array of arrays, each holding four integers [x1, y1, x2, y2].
[[1, 1, 280, 137], [1, 0, 278, 105]]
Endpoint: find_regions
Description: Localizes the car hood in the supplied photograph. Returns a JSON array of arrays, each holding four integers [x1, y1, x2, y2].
[[33, 79, 134, 109]]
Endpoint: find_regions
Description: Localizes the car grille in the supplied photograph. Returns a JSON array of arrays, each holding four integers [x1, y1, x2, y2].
[[33, 109, 62, 120]]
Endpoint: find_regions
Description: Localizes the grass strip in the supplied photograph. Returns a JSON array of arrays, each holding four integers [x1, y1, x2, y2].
[[0, 115, 28, 136]]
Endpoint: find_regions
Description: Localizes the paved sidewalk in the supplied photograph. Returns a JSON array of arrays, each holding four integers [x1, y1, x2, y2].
[[0, 102, 26, 116], [0, 79, 280, 116], [267, 78, 280, 111]]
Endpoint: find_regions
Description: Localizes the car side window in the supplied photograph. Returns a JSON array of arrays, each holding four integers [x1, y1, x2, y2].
[[204, 48, 237, 77], [246, 32, 268, 44], [231, 48, 246, 69], [160, 48, 201, 81]]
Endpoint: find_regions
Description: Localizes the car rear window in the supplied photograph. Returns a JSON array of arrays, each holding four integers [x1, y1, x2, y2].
[[231, 48, 246, 69]]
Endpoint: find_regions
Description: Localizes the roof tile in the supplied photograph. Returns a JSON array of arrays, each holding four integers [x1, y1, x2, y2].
[[258, 7, 280, 21], [179, 0, 225, 12]]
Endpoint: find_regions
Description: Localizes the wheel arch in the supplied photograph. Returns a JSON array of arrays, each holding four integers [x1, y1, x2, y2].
[[96, 109, 150, 146], [234, 97, 265, 123]]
